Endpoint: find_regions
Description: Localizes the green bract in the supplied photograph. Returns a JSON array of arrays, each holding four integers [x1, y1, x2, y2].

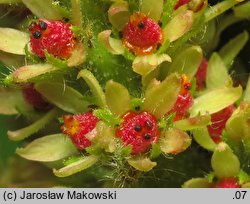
[[105, 80, 130, 116], [165, 46, 203, 78], [22, 0, 66, 20], [53, 155, 99, 177], [189, 86, 242, 116], [206, 53, 230, 90], [35, 82, 89, 114], [140, 0, 164, 21], [192, 127, 217, 151], [0, 28, 29, 55], [211, 142, 240, 178], [163, 10, 194, 43], [127, 157, 157, 172], [8, 108, 59, 141], [182, 178, 211, 188], [143, 73, 180, 118], [16, 134, 78, 162]]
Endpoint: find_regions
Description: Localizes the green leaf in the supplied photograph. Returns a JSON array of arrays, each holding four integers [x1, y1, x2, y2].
[[156, 39, 170, 54], [211, 142, 240, 179], [93, 108, 122, 127], [140, 0, 163, 21], [24, 44, 41, 64], [45, 51, 68, 69], [189, 86, 242, 117], [206, 53, 230, 90], [205, 0, 242, 22], [238, 170, 250, 185], [219, 31, 249, 68], [159, 128, 191, 154], [22, 0, 65, 20], [130, 98, 144, 111], [192, 127, 217, 152], [127, 157, 157, 172], [182, 178, 211, 188], [244, 76, 250, 102], [63, 155, 82, 166], [16, 134, 78, 162], [0, 28, 29, 55], [105, 80, 130, 116], [132, 54, 171, 76], [53, 155, 98, 177], [8, 108, 59, 141], [5, 64, 58, 84], [143, 73, 181, 118], [94, 121, 116, 153], [173, 114, 211, 131], [226, 103, 250, 141], [150, 143, 162, 159], [166, 46, 203, 79], [67, 43, 86, 67], [0, 51, 25, 68], [35, 82, 89, 114], [98, 30, 125, 55], [119, 146, 132, 158], [108, 1, 130, 31], [71, 0, 83, 27], [77, 69, 106, 108], [233, 1, 250, 18], [161, 0, 178, 27], [0, 87, 30, 115], [163, 10, 194, 42]]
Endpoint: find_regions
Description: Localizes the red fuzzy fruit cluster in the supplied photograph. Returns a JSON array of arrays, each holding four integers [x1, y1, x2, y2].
[[195, 58, 208, 91], [169, 74, 193, 121], [22, 84, 52, 111], [116, 111, 160, 154], [171, 93, 193, 121], [207, 105, 235, 143], [122, 13, 163, 55], [29, 19, 75, 59], [214, 177, 241, 188], [61, 112, 99, 150]]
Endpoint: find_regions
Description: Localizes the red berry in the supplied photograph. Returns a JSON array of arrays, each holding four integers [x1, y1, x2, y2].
[[171, 92, 193, 121], [122, 13, 163, 55], [21, 84, 52, 111], [174, 0, 190, 10], [207, 105, 235, 144], [116, 111, 160, 155], [195, 58, 208, 91], [168, 75, 193, 121], [29, 19, 75, 59], [214, 177, 241, 188], [61, 112, 99, 150]]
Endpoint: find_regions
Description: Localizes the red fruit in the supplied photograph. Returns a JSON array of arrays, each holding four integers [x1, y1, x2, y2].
[[214, 177, 241, 188], [195, 58, 208, 91], [116, 111, 160, 155], [171, 92, 193, 121], [61, 112, 99, 150], [207, 105, 235, 144], [169, 75, 193, 121], [174, 0, 190, 10], [29, 19, 75, 59], [22, 84, 52, 111], [122, 13, 163, 55]]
